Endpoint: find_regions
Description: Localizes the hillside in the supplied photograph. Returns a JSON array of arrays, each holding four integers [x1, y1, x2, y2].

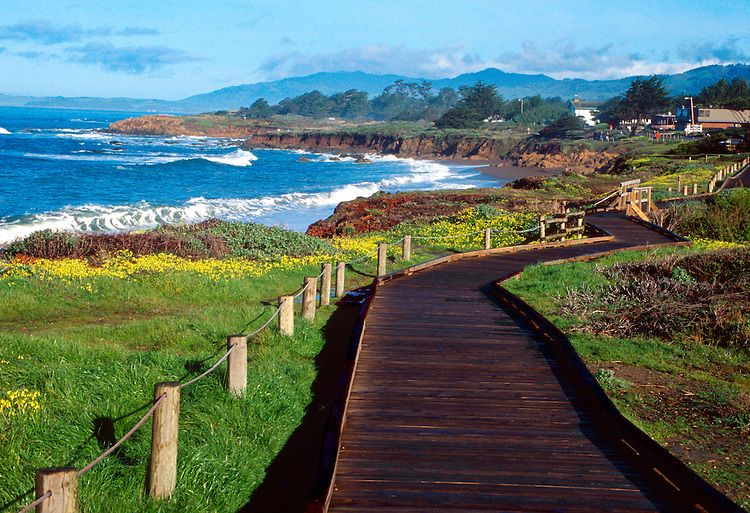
[[3, 64, 750, 114]]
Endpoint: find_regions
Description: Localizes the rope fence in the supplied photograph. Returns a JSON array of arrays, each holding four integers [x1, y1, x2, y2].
[[16, 209, 589, 513]]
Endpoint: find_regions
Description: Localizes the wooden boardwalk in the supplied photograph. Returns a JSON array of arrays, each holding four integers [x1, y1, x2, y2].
[[318, 215, 742, 513]]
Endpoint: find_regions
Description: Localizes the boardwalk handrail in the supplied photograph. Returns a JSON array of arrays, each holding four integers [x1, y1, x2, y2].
[[591, 156, 750, 215]]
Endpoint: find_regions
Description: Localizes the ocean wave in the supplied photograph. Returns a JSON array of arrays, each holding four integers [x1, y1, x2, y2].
[[0, 127, 10, 135], [202, 149, 258, 167]]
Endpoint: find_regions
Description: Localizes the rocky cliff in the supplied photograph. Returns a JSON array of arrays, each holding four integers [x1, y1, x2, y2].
[[239, 132, 517, 160], [507, 142, 618, 174], [107, 115, 261, 138], [108, 115, 618, 172]]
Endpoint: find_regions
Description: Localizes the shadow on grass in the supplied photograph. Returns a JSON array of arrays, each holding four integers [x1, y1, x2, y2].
[[236, 302, 360, 513]]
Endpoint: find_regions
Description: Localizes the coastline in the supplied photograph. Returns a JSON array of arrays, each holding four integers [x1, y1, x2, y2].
[[440, 158, 563, 182]]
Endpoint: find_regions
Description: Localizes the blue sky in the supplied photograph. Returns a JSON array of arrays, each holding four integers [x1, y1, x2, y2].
[[1, 0, 748, 101]]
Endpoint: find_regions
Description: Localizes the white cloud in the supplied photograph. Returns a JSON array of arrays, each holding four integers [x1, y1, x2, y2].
[[66, 43, 204, 74], [255, 44, 488, 80], [253, 38, 749, 84]]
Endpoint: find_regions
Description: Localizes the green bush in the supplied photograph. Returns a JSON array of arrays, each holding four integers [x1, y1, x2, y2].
[[667, 189, 750, 242]]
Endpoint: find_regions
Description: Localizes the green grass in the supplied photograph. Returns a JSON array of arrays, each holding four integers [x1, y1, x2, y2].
[[0, 254, 347, 512]]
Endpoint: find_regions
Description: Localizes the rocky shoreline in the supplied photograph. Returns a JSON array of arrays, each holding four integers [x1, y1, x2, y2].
[[107, 115, 619, 173]]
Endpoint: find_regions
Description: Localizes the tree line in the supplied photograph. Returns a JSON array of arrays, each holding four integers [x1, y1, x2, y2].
[[222, 75, 750, 141], [225, 79, 569, 127]]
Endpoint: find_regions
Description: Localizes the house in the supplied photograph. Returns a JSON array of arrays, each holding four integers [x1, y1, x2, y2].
[[569, 98, 601, 126], [651, 114, 676, 131], [676, 107, 750, 130]]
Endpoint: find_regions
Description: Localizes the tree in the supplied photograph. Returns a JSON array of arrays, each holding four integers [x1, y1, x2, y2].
[[619, 76, 672, 135], [433, 105, 484, 129], [536, 114, 584, 139], [433, 81, 505, 129], [458, 81, 505, 121], [695, 77, 750, 133], [245, 98, 274, 118], [594, 96, 630, 127]]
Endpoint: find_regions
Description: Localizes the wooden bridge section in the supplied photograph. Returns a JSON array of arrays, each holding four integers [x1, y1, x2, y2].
[[314, 215, 742, 512]]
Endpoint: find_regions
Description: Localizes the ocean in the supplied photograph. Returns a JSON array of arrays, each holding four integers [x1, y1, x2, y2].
[[0, 106, 506, 245]]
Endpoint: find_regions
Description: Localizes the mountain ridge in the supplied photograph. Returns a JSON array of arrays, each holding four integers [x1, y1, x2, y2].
[[1, 64, 748, 114]]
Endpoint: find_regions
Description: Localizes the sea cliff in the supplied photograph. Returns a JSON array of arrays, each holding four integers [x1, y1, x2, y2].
[[108, 115, 618, 172]]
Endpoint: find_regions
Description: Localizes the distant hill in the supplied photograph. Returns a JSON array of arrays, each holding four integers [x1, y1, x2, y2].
[[1, 64, 748, 114]]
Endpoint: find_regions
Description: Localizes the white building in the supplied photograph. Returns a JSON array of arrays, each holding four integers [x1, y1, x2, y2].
[[570, 99, 601, 126]]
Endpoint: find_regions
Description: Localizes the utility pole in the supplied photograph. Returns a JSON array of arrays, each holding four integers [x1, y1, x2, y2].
[[684, 96, 695, 133]]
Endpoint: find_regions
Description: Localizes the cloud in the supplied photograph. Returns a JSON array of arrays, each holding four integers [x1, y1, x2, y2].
[[491, 40, 702, 80], [66, 43, 204, 74], [677, 37, 750, 65], [116, 27, 160, 37], [256, 44, 486, 80], [17, 50, 45, 60], [254, 38, 743, 84], [0, 20, 109, 45]]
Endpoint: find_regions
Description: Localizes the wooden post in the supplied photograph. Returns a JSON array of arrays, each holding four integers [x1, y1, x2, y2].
[[693, 183, 698, 195], [35, 467, 78, 513], [149, 382, 180, 500], [539, 215, 546, 241], [677, 175, 682, 192], [377, 243, 387, 277], [576, 214, 584, 239], [484, 227, 491, 250], [709, 180, 715, 193], [302, 276, 317, 322], [226, 335, 247, 397], [278, 296, 293, 336], [335, 262, 345, 298], [646, 188, 653, 212], [320, 263, 332, 307], [402, 235, 411, 261], [683, 185, 689, 196]]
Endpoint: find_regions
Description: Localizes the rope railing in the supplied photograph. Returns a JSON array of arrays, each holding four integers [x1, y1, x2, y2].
[[15, 209, 588, 513], [18, 491, 52, 513], [409, 229, 485, 240], [180, 345, 236, 389], [343, 245, 380, 265], [245, 305, 283, 338], [78, 393, 167, 477]]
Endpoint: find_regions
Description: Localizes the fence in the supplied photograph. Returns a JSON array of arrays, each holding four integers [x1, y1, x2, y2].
[[590, 156, 750, 219], [17, 214, 586, 513]]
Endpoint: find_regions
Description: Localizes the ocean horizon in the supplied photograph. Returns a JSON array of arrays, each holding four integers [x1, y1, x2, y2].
[[0, 106, 507, 246]]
